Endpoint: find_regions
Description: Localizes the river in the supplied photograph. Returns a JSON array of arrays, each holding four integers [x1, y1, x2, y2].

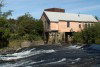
[[0, 44, 100, 67]]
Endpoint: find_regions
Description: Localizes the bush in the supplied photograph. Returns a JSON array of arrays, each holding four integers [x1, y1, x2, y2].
[[73, 22, 100, 44], [73, 32, 83, 44]]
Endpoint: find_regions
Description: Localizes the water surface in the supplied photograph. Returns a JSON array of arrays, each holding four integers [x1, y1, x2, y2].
[[0, 45, 100, 67]]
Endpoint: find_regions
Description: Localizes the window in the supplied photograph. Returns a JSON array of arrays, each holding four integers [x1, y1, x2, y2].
[[85, 23, 88, 28], [67, 22, 70, 27], [79, 24, 81, 28], [91, 23, 94, 26]]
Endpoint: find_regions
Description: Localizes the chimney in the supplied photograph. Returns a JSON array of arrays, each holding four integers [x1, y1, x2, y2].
[[44, 8, 65, 13]]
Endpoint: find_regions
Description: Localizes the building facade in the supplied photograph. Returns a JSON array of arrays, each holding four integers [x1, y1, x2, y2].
[[41, 8, 98, 44]]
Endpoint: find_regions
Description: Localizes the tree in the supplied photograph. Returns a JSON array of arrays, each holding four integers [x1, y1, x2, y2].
[[82, 26, 96, 44], [34, 20, 43, 36], [94, 16, 100, 21], [0, 18, 10, 48], [16, 13, 43, 41], [73, 32, 83, 44], [73, 22, 100, 44], [17, 13, 35, 34], [0, 0, 12, 48]]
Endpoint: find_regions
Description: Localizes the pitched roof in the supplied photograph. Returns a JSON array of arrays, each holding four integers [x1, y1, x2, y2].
[[44, 11, 98, 22]]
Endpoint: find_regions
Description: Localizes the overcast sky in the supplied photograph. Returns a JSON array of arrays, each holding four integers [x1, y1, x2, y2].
[[2, 0, 100, 19]]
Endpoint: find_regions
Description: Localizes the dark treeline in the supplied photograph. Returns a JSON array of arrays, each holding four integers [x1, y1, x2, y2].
[[0, 13, 43, 48], [0, 0, 43, 48], [0, 12, 43, 48]]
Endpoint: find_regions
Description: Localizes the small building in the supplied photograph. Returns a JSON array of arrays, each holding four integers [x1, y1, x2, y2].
[[40, 8, 98, 44]]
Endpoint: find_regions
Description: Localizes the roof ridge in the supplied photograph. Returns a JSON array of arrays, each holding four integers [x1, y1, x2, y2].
[[44, 11, 98, 22], [44, 11, 93, 16]]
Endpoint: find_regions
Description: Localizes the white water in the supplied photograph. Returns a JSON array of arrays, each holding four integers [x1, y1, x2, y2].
[[0, 48, 55, 61], [47, 58, 66, 64], [0, 45, 100, 67], [67, 45, 82, 49], [71, 58, 81, 64], [29, 60, 45, 65], [0, 45, 82, 61]]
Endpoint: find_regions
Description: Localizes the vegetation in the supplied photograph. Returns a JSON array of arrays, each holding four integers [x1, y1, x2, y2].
[[0, 0, 100, 49], [0, 0, 43, 48], [0, 13, 43, 48], [73, 22, 100, 44]]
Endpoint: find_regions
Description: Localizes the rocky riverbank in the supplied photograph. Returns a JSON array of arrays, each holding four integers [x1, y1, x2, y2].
[[0, 40, 45, 55], [0, 40, 99, 55]]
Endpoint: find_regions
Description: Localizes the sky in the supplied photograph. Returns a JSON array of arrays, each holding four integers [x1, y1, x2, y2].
[[2, 0, 100, 19]]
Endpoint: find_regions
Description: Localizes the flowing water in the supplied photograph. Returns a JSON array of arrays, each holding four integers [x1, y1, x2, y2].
[[0, 45, 100, 67]]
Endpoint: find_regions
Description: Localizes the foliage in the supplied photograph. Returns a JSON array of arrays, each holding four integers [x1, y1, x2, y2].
[[73, 32, 83, 43], [0, 13, 44, 48], [82, 26, 96, 44], [0, 1, 43, 48], [73, 22, 100, 44], [0, 18, 10, 48], [0, 0, 13, 48], [16, 13, 43, 41]]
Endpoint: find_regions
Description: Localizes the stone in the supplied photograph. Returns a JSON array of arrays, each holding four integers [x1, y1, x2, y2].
[[21, 41, 32, 48]]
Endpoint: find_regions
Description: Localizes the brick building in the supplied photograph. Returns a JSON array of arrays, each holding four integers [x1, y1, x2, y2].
[[40, 8, 98, 44]]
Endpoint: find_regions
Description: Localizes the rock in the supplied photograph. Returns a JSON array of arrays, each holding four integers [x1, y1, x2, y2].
[[0, 47, 16, 55], [21, 41, 32, 48], [32, 40, 44, 46]]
